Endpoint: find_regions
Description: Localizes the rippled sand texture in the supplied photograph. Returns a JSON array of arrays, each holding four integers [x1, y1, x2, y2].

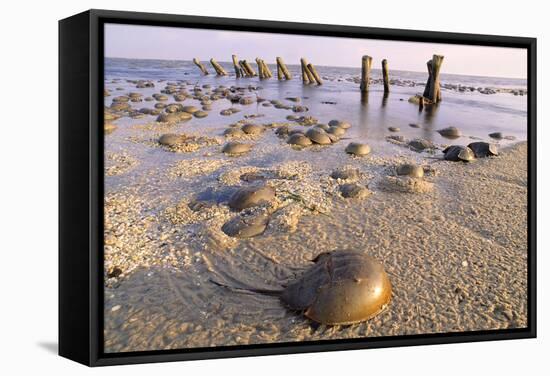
[[103, 58, 528, 352], [104, 140, 527, 352]]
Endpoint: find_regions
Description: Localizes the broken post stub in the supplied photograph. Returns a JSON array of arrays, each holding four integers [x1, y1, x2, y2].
[[423, 55, 444, 103], [276, 57, 292, 80], [262, 60, 273, 78], [360, 55, 373, 93], [210, 58, 228, 76], [232, 55, 243, 78], [300, 58, 310, 84], [307, 63, 323, 85], [193, 58, 209, 75], [382, 59, 390, 93]]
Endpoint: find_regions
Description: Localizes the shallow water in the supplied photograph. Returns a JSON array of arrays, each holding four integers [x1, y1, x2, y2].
[[103, 58, 528, 352]]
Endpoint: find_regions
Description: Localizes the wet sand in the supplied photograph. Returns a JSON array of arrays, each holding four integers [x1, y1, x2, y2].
[[104, 131, 527, 352]]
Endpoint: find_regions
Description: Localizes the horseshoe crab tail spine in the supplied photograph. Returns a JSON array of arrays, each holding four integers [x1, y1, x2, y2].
[[209, 278, 283, 296]]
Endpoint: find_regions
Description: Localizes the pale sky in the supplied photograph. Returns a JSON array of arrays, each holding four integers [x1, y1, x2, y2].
[[105, 23, 527, 79]]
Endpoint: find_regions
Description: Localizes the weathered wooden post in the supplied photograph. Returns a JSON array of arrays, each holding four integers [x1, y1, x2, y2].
[[256, 58, 265, 79], [300, 58, 310, 84], [423, 55, 444, 103], [238, 61, 249, 77], [276, 57, 292, 80], [277, 63, 284, 80], [193, 58, 209, 75], [423, 60, 433, 98], [302, 59, 316, 84], [210, 58, 228, 76], [232, 55, 243, 78], [360, 55, 373, 92], [382, 59, 390, 93], [262, 60, 273, 78], [242, 60, 257, 77], [307, 63, 323, 85]]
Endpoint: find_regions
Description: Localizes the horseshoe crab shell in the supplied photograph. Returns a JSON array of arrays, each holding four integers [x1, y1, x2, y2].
[[228, 185, 276, 210], [443, 145, 475, 162], [281, 251, 392, 325], [305, 128, 332, 145], [437, 126, 462, 139], [467, 142, 498, 158]]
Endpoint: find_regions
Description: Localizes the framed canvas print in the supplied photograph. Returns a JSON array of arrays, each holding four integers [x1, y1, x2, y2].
[[59, 9, 536, 366]]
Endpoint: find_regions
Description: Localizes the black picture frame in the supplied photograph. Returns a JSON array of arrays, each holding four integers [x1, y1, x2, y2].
[[59, 8, 537, 367]]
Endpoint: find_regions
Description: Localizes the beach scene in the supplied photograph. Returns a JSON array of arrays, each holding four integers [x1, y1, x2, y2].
[[102, 23, 528, 353]]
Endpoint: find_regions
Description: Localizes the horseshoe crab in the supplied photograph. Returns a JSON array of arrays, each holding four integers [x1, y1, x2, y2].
[[328, 120, 352, 129], [241, 123, 264, 135], [345, 142, 371, 156], [228, 184, 276, 210], [396, 163, 424, 178], [221, 213, 269, 238], [408, 139, 434, 151], [437, 126, 462, 139], [443, 145, 475, 162], [287, 133, 313, 146], [339, 183, 371, 199], [222, 141, 253, 155], [210, 250, 392, 325], [305, 128, 332, 145], [468, 142, 498, 158]]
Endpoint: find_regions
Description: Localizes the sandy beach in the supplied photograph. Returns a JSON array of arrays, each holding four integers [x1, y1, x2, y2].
[[102, 59, 527, 352]]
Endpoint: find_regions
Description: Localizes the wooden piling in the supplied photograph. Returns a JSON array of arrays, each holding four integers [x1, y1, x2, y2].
[[193, 58, 209, 75], [307, 63, 323, 85], [256, 58, 264, 79], [300, 58, 310, 84], [423, 60, 433, 98], [210, 58, 228, 76], [276, 57, 292, 80], [232, 55, 242, 78], [262, 60, 273, 78], [242, 60, 257, 77], [360, 55, 373, 92], [423, 55, 444, 103], [301, 59, 316, 84], [238, 61, 249, 77], [277, 63, 284, 80], [382, 59, 390, 93]]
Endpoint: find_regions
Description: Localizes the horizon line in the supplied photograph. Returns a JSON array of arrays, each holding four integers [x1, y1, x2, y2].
[[104, 55, 528, 80]]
